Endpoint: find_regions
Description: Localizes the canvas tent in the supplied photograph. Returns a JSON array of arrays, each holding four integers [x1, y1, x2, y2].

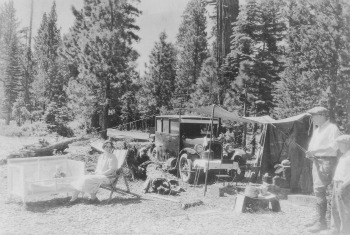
[[256, 113, 313, 193], [188, 105, 313, 193]]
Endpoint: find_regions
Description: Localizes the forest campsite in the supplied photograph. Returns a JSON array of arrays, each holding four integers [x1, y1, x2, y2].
[[1, 0, 350, 234]]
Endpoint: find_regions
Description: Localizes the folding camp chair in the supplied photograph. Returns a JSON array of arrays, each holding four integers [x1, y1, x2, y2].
[[100, 149, 132, 203]]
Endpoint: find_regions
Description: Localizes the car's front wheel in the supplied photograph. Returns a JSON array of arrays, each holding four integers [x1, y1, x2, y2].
[[179, 153, 195, 183]]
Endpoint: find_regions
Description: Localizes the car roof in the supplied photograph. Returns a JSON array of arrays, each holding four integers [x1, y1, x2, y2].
[[156, 115, 219, 124]]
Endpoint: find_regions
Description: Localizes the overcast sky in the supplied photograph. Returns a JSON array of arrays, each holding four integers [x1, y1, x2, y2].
[[11, 0, 190, 75]]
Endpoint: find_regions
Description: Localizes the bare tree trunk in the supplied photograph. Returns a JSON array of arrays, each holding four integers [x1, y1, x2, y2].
[[328, 82, 337, 123], [242, 84, 248, 147], [91, 109, 100, 130], [101, 79, 111, 140], [5, 110, 11, 125], [101, 100, 109, 139]]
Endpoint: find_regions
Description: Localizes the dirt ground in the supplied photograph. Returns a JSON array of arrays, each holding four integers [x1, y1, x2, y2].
[[0, 136, 319, 235]]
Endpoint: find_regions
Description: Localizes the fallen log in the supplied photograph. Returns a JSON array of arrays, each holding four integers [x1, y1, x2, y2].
[[6, 136, 88, 159]]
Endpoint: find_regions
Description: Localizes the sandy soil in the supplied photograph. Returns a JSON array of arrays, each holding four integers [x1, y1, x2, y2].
[[0, 136, 319, 235]]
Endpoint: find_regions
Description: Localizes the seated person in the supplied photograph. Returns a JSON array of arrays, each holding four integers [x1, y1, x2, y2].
[[136, 148, 150, 165], [223, 144, 235, 159], [132, 147, 151, 179], [68, 140, 118, 204], [223, 144, 245, 164]]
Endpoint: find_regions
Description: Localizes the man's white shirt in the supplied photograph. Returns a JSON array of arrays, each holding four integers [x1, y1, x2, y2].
[[308, 120, 341, 157]]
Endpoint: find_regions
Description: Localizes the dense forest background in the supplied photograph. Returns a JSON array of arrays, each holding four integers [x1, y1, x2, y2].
[[1, 0, 350, 138]]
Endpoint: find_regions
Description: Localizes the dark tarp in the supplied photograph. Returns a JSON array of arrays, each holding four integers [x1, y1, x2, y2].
[[187, 106, 313, 193], [257, 113, 313, 193]]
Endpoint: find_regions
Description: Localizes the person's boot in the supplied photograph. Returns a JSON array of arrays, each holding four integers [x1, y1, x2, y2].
[[308, 221, 327, 233], [308, 201, 327, 233]]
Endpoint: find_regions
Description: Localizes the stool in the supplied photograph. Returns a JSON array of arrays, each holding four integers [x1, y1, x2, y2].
[[234, 194, 281, 213]]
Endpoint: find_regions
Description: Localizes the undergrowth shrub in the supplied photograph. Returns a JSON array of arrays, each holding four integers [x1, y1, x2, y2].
[[68, 119, 87, 136], [43, 102, 74, 137]]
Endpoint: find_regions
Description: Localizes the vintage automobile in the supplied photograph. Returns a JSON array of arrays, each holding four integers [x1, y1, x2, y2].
[[153, 115, 248, 183]]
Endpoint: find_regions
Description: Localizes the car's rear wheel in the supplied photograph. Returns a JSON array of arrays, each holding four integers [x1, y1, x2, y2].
[[179, 153, 195, 183]]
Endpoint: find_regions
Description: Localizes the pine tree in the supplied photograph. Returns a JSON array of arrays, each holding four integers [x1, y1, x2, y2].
[[19, 27, 34, 116], [61, 0, 140, 138], [3, 36, 22, 125], [120, 90, 139, 130], [137, 31, 177, 116], [16, 0, 34, 113], [33, 2, 67, 112], [224, 0, 286, 116], [191, 55, 218, 106], [274, 0, 350, 128], [12, 93, 30, 126], [174, 0, 208, 108], [273, 0, 320, 118], [0, 1, 22, 125]]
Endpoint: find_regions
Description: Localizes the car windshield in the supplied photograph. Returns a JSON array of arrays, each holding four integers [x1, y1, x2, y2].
[[181, 123, 217, 138]]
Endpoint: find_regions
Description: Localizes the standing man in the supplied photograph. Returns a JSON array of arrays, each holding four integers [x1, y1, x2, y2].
[[306, 106, 341, 233]]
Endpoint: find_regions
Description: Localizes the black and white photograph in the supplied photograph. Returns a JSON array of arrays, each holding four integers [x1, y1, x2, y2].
[[1, 0, 350, 234]]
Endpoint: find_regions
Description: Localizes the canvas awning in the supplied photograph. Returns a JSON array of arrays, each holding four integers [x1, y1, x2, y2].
[[245, 116, 276, 123], [268, 113, 311, 123], [187, 105, 275, 124]]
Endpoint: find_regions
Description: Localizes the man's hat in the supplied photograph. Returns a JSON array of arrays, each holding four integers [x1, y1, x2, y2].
[[307, 106, 329, 116], [335, 135, 350, 144]]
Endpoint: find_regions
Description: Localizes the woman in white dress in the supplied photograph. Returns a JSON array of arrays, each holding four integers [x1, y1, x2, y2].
[[68, 140, 118, 204]]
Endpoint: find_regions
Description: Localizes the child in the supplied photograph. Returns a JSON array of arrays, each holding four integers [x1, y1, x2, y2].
[[53, 165, 66, 178], [330, 135, 350, 234]]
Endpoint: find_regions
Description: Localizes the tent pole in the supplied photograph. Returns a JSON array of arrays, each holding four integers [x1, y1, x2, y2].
[[204, 104, 216, 196], [177, 99, 182, 178]]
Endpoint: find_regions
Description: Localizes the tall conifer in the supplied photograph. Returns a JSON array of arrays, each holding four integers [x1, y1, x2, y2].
[[33, 1, 66, 111], [0, 1, 22, 124], [137, 31, 177, 116], [174, 0, 208, 107], [61, 0, 140, 138], [274, 0, 350, 128], [224, 0, 286, 116]]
